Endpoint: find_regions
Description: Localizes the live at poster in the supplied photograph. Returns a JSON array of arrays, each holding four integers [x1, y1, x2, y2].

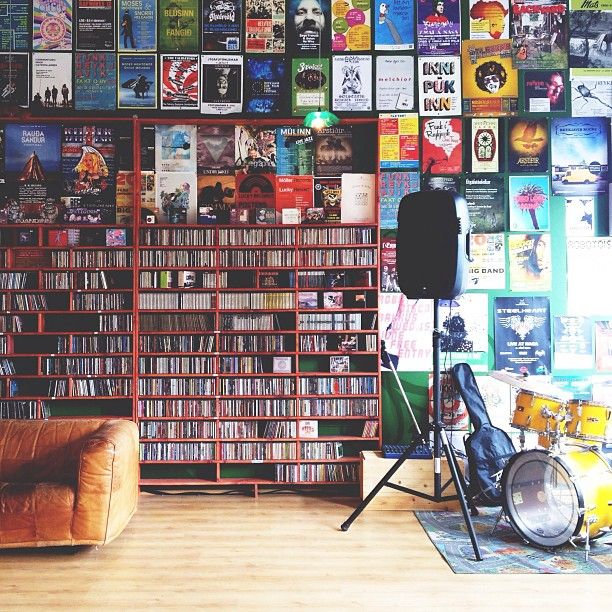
[[245, 0, 285, 53], [244, 57, 286, 114], [160, 54, 199, 110], [31, 52, 73, 111], [494, 296, 551, 375], [159, 0, 198, 52], [421, 117, 462, 174], [417, 56, 462, 116], [76, 0, 114, 50], [201, 54, 242, 114], [74, 53, 116, 111], [33, 0, 73, 50], [375, 55, 414, 111], [508, 117, 548, 173], [332, 55, 372, 112], [118, 0, 157, 52], [379, 171, 419, 229], [202, 0, 242, 52], [468, 0, 509, 40], [117, 53, 157, 109], [374, 0, 414, 51], [0, 0, 29, 51], [416, 0, 461, 55], [464, 174, 505, 232], [0, 53, 29, 107], [331, 0, 371, 52], [276, 127, 314, 175]]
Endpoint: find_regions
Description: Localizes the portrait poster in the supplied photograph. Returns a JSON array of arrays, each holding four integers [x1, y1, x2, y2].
[[468, 0, 510, 40], [550, 117, 608, 196], [568, 0, 612, 73], [244, 57, 286, 114], [245, 0, 285, 53], [508, 233, 552, 291], [421, 117, 462, 174], [197, 125, 235, 174], [76, 0, 114, 50], [375, 55, 414, 111], [378, 113, 419, 169], [331, 0, 371, 52], [160, 54, 199, 110], [156, 170, 198, 224], [374, 0, 415, 50], [314, 126, 353, 175], [33, 0, 72, 50], [507, 117, 549, 173], [0, 0, 30, 51], [332, 55, 372, 112], [379, 171, 419, 229], [31, 52, 74, 112], [464, 174, 505, 232], [595, 321, 612, 371], [469, 117, 502, 172], [117, 53, 157, 109], [565, 195, 594, 236], [522, 69, 567, 113], [155, 125, 198, 173], [508, 174, 549, 231], [286, 0, 330, 55], [416, 0, 460, 55], [202, 0, 242, 52], [200, 54, 243, 114], [494, 296, 551, 375], [74, 53, 116, 112], [159, 0, 198, 52], [0, 53, 28, 108], [118, 0, 157, 52], [461, 39, 518, 116], [553, 315, 594, 370], [276, 127, 314, 175], [569, 73, 612, 117], [468, 233, 506, 290], [291, 57, 329, 116], [417, 55, 462, 116]]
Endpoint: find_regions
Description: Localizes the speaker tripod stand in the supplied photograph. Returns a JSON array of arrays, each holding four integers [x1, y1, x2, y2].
[[340, 299, 483, 562]]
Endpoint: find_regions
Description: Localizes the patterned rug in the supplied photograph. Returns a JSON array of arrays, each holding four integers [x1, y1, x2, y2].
[[415, 508, 612, 574]]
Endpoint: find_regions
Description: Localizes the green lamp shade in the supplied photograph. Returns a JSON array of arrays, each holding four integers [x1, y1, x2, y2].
[[303, 110, 340, 130]]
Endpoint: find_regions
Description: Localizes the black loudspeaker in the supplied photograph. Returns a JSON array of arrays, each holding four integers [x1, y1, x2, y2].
[[397, 190, 470, 299]]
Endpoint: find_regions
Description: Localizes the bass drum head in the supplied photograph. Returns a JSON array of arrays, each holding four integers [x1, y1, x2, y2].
[[501, 450, 581, 548]]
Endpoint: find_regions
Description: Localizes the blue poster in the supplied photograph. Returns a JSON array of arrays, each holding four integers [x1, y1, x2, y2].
[[245, 58, 286, 114], [379, 171, 419, 229], [118, 0, 157, 52], [416, 0, 460, 55], [0, 0, 29, 50], [276, 127, 314, 175], [117, 53, 157, 108], [4, 123, 62, 175], [374, 0, 414, 50], [508, 174, 550, 231], [75, 53, 116, 111]]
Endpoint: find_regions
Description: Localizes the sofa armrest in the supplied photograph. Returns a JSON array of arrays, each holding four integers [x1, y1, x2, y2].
[[72, 420, 139, 544]]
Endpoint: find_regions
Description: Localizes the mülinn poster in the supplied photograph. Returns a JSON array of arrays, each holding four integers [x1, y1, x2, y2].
[[33, 0, 72, 50], [202, 0, 242, 52], [416, 0, 461, 56], [159, 0, 198, 52], [553, 315, 594, 370], [494, 296, 551, 375], [508, 174, 550, 230], [464, 174, 505, 232], [332, 55, 372, 112], [200, 54, 242, 114], [470, 117, 500, 172], [508, 118, 548, 173], [291, 57, 329, 116], [508, 233, 552, 291], [0, 0, 29, 51], [468, 0, 509, 40], [421, 117, 462, 174], [245, 0, 285, 53], [117, 53, 157, 109], [379, 170, 419, 229], [276, 127, 314, 175], [0, 53, 29, 108], [160, 54, 199, 110], [76, 0, 114, 50], [375, 55, 414, 111], [378, 113, 419, 169], [118, 0, 157, 52], [374, 0, 414, 50], [74, 52, 116, 111], [417, 55, 462, 116], [331, 0, 371, 52], [468, 233, 506, 290]]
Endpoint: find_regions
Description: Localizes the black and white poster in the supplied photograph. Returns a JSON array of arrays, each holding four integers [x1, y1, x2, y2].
[[200, 54, 242, 114], [375, 55, 414, 111], [76, 0, 114, 50], [332, 55, 372, 112]]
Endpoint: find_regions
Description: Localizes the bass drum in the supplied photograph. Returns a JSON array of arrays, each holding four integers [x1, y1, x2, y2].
[[501, 446, 612, 548]]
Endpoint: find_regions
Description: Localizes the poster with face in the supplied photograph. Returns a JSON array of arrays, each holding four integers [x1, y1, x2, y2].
[[416, 0, 460, 55]]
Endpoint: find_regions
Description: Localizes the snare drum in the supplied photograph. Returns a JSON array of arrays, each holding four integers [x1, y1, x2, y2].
[[565, 400, 611, 442], [512, 390, 566, 435]]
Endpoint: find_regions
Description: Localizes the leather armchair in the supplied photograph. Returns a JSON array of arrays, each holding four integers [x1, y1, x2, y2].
[[0, 418, 139, 548]]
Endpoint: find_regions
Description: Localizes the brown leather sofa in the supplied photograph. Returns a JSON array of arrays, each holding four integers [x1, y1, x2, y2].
[[0, 418, 139, 548]]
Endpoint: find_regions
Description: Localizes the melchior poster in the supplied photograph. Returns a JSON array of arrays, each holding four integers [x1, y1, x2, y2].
[[375, 55, 414, 111], [417, 55, 462, 116]]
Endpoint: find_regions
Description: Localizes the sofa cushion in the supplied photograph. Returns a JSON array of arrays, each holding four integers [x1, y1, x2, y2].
[[0, 481, 75, 547]]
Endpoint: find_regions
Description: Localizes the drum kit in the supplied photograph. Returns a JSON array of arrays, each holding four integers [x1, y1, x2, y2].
[[502, 388, 612, 556]]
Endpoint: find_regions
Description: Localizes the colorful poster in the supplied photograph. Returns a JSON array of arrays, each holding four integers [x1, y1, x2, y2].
[[276, 175, 314, 215], [159, 0, 198, 52], [461, 39, 519, 115], [235, 126, 276, 174], [156, 171, 198, 224], [76, 0, 114, 50], [380, 230, 399, 292], [569, 74, 612, 116], [421, 117, 462, 174], [565, 195, 594, 236], [509, 175, 550, 230], [416, 0, 461, 55], [417, 56, 462, 116], [155, 125, 198, 173], [464, 173, 505, 232], [160, 54, 199, 110], [118, 0, 157, 52], [0, 53, 28, 107], [197, 125, 235, 174], [510, 0, 568, 69], [314, 126, 353, 175], [202, 0, 242, 51], [374, 0, 415, 50], [234, 172, 276, 209], [31, 52, 73, 111], [33, 0, 72, 50], [331, 0, 372, 51], [115, 170, 133, 224], [469, 0, 510, 40], [568, 1, 612, 73], [117, 53, 157, 109], [287, 0, 330, 55], [469, 117, 501, 172], [314, 176, 342, 221], [378, 113, 419, 169], [375, 55, 414, 111], [550, 117, 608, 196], [74, 53, 116, 111], [291, 57, 329, 116], [276, 127, 314, 175], [244, 57, 286, 114], [379, 171, 419, 229], [494, 296, 551, 375], [332, 55, 372, 111], [553, 315, 594, 370], [522, 69, 567, 112], [245, 0, 285, 53], [508, 233, 552, 291], [468, 233, 506, 290], [508, 117, 549, 173], [0, 0, 29, 50], [200, 54, 243, 114]]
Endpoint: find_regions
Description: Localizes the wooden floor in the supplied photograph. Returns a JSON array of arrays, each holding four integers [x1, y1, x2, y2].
[[0, 491, 610, 610]]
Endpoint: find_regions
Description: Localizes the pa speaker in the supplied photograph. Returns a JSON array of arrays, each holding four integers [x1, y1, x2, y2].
[[397, 190, 470, 299]]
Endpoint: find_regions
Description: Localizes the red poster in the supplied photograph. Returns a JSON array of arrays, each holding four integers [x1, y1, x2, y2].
[[421, 118, 462, 175]]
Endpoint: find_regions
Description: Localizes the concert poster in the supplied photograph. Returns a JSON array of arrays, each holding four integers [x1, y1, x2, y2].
[[276, 175, 314, 219], [494, 296, 551, 375], [159, 0, 198, 52], [507, 117, 548, 173], [117, 0, 157, 52], [291, 57, 329, 116], [74, 52, 116, 111], [197, 174, 236, 223], [314, 126, 353, 176], [0, 53, 29, 108], [374, 0, 414, 51], [553, 315, 594, 370], [468, 0, 509, 40], [421, 117, 462, 174], [375, 55, 414, 111], [522, 69, 567, 113], [244, 57, 286, 115], [331, 0, 371, 52], [160, 54, 199, 110], [201, 54, 243, 114], [468, 233, 506, 290], [416, 0, 461, 56], [417, 56, 462, 116], [245, 0, 285, 53], [202, 0, 241, 52], [276, 127, 314, 176], [234, 172, 276, 209], [197, 125, 235, 174], [33, 0, 72, 50], [378, 113, 419, 170], [31, 52, 74, 112], [463, 174, 505, 233], [469, 117, 503, 172], [314, 177, 342, 222], [508, 174, 549, 231], [155, 125, 198, 173], [379, 171, 419, 229], [76, 0, 114, 50], [117, 53, 157, 109], [332, 55, 372, 112], [380, 230, 399, 292], [287, 0, 329, 56], [0, 0, 29, 51]]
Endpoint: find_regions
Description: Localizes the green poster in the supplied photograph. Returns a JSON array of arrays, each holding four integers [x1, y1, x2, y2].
[[159, 0, 198, 52], [291, 58, 330, 116]]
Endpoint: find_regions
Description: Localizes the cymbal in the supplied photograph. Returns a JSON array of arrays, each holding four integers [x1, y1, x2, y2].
[[490, 370, 574, 401]]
